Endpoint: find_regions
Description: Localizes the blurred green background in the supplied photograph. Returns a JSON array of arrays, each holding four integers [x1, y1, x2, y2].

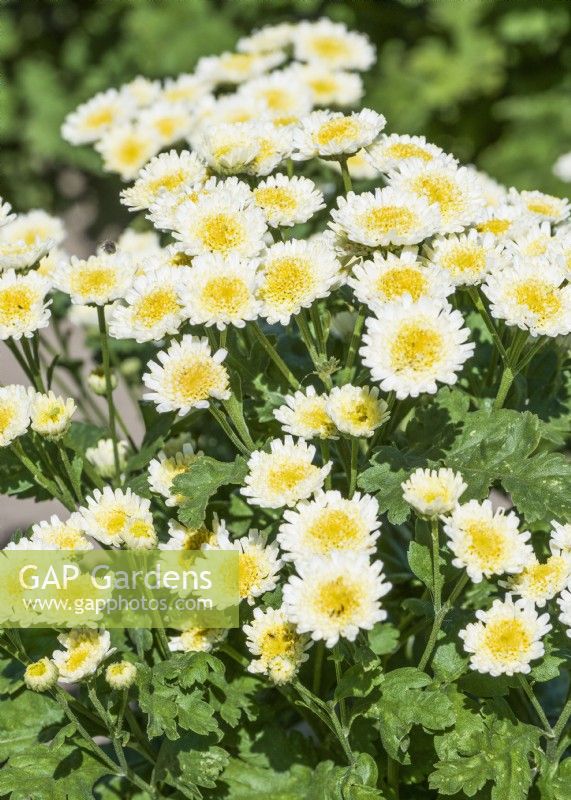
[[1, 0, 570, 235]]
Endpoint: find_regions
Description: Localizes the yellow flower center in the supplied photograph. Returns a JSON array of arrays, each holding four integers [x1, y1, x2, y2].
[[520, 557, 568, 595], [200, 276, 250, 316], [70, 267, 116, 300], [170, 357, 227, 404], [526, 200, 559, 217], [64, 644, 92, 672], [411, 175, 462, 220], [375, 267, 426, 301], [198, 213, 246, 254], [419, 482, 451, 505], [180, 628, 210, 650], [465, 521, 506, 570], [155, 117, 178, 139], [181, 526, 212, 550], [86, 108, 114, 129], [297, 401, 335, 437], [51, 528, 86, 550], [132, 288, 180, 328], [0, 402, 15, 432], [308, 77, 337, 96], [261, 88, 293, 112], [310, 36, 350, 59], [441, 245, 485, 278], [239, 552, 264, 598], [221, 53, 255, 73], [483, 618, 531, 663], [361, 206, 415, 236], [117, 138, 147, 167], [34, 402, 65, 428], [316, 577, 361, 622], [513, 280, 562, 323], [27, 660, 48, 678], [128, 519, 154, 540], [339, 396, 382, 430], [266, 459, 314, 494], [147, 170, 188, 195], [386, 142, 432, 161], [259, 256, 316, 310], [0, 285, 35, 325], [305, 508, 360, 551], [526, 238, 548, 257], [316, 117, 360, 147], [254, 187, 297, 214], [97, 508, 128, 538], [259, 622, 298, 661], [477, 218, 510, 236], [390, 323, 444, 372]]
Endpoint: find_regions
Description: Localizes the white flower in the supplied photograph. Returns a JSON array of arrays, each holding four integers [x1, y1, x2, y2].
[[85, 438, 129, 479], [116, 229, 162, 257], [331, 187, 441, 248], [148, 443, 201, 506], [349, 250, 453, 311], [252, 174, 325, 228], [360, 298, 475, 399], [0, 269, 51, 339], [283, 553, 390, 648], [215, 529, 282, 604], [180, 253, 260, 329], [52, 629, 114, 682], [61, 89, 133, 144], [237, 72, 313, 122], [326, 384, 389, 438], [0, 385, 31, 446], [557, 589, 571, 637], [482, 264, 571, 337], [142, 335, 230, 415], [159, 517, 221, 551], [0, 210, 65, 271], [273, 386, 336, 440], [241, 436, 331, 508], [194, 121, 261, 175], [120, 76, 162, 108], [426, 230, 506, 286], [464, 166, 508, 209], [24, 658, 59, 692], [402, 467, 467, 517], [120, 150, 207, 212], [30, 514, 93, 551], [196, 50, 285, 86], [444, 500, 533, 583], [294, 18, 376, 71], [0, 199, 16, 228], [503, 222, 566, 275], [459, 595, 551, 676], [291, 64, 364, 107], [511, 189, 570, 223], [278, 490, 381, 561], [476, 204, 525, 240], [78, 486, 154, 547], [29, 391, 76, 439], [108, 268, 186, 342], [257, 238, 341, 325], [54, 252, 135, 306], [293, 109, 386, 160], [160, 73, 213, 105], [553, 152, 571, 182], [244, 606, 311, 684], [550, 520, 571, 554], [168, 628, 227, 653], [95, 124, 161, 180], [367, 134, 446, 173], [139, 101, 193, 147], [105, 660, 137, 689], [237, 23, 296, 54], [388, 158, 486, 234], [508, 550, 571, 607]]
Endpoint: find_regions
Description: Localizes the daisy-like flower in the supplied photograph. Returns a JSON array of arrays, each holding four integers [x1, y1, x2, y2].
[[196, 50, 285, 87], [257, 238, 341, 325], [464, 166, 508, 210], [283, 552, 390, 647], [360, 298, 475, 399], [292, 109, 386, 161], [426, 230, 506, 286], [273, 386, 336, 440], [0, 385, 31, 447], [61, 89, 133, 144], [244, 605, 311, 684], [550, 521, 571, 554], [388, 158, 486, 234], [172, 187, 266, 258], [180, 253, 260, 329], [120, 76, 162, 108], [367, 134, 446, 174], [52, 629, 114, 682], [142, 335, 230, 415], [37, 248, 69, 282], [237, 22, 295, 53], [246, 123, 295, 176], [30, 514, 93, 551], [237, 72, 313, 122], [291, 64, 364, 108], [139, 102, 193, 147], [29, 391, 76, 440], [252, 174, 325, 228], [443, 500, 533, 583], [95, 124, 161, 181], [108, 268, 186, 342], [168, 627, 227, 653], [85, 438, 130, 479], [402, 467, 467, 517], [294, 18, 376, 72], [159, 517, 221, 551], [0, 270, 51, 339], [482, 265, 571, 337], [194, 121, 261, 175], [349, 250, 453, 311], [503, 222, 566, 274], [120, 150, 207, 212], [331, 187, 441, 248], [557, 590, 571, 637], [508, 550, 571, 607], [512, 189, 570, 224], [0, 210, 65, 271], [326, 385, 389, 439], [148, 443, 201, 506], [78, 486, 154, 547], [459, 595, 551, 676], [160, 73, 213, 106], [24, 658, 59, 692], [54, 252, 134, 306], [0, 198, 16, 228], [279, 490, 381, 561], [215, 529, 282, 604], [241, 436, 331, 508], [476, 204, 524, 240], [105, 660, 137, 690]]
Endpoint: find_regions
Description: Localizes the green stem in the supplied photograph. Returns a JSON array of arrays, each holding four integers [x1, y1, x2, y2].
[[312, 641, 325, 695], [209, 405, 250, 456], [467, 287, 509, 364], [251, 323, 300, 390], [222, 394, 256, 451], [310, 303, 327, 357], [431, 517, 442, 613], [339, 157, 353, 194], [296, 312, 332, 389], [340, 304, 366, 383], [333, 649, 348, 730], [493, 363, 515, 410], [348, 438, 358, 498], [11, 439, 74, 510], [97, 305, 121, 485], [418, 572, 469, 672], [517, 675, 553, 737], [549, 694, 571, 762], [21, 335, 46, 392], [58, 444, 83, 503]]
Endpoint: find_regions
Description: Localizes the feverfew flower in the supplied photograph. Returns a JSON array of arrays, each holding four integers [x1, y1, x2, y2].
[[120, 150, 207, 212], [367, 134, 446, 174], [215, 529, 282, 604], [52, 629, 114, 682], [54, 252, 134, 306], [194, 122, 262, 175], [252, 174, 325, 228], [29, 391, 76, 440], [0, 385, 31, 446], [85, 438, 129, 479], [278, 490, 381, 560], [95, 124, 161, 180], [503, 222, 566, 274], [148, 443, 201, 506], [402, 467, 467, 517], [108, 268, 186, 342], [241, 436, 331, 508], [257, 238, 341, 325], [294, 18, 376, 71], [476, 204, 524, 241], [139, 102, 193, 147], [61, 88, 133, 144], [292, 109, 386, 161], [427, 230, 505, 286], [512, 189, 570, 224], [105, 661, 137, 690], [349, 250, 453, 311], [120, 76, 162, 108], [326, 384, 389, 438], [237, 72, 313, 122], [0, 210, 65, 271], [196, 50, 285, 87], [169, 628, 227, 653], [237, 23, 295, 54], [444, 500, 533, 583], [180, 253, 260, 329], [273, 386, 336, 440], [292, 64, 364, 108], [30, 514, 93, 551], [0, 270, 51, 339], [459, 595, 551, 676], [24, 658, 59, 692], [159, 518, 220, 551], [550, 521, 571, 554], [508, 550, 571, 607], [283, 553, 391, 647], [360, 298, 475, 399], [331, 188, 440, 248], [161, 73, 212, 106], [142, 335, 230, 415], [244, 606, 311, 684], [78, 486, 154, 547]]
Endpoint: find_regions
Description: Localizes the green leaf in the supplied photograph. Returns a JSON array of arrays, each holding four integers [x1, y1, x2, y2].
[[368, 623, 399, 656], [503, 451, 571, 524], [358, 447, 423, 524], [0, 689, 64, 760], [173, 454, 248, 528], [407, 541, 433, 590]]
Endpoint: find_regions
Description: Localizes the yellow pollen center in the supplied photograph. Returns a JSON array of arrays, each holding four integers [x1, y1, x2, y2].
[[35, 403, 64, 427], [387, 142, 432, 161], [526, 201, 558, 217], [170, 357, 226, 404], [0, 402, 15, 432], [155, 117, 178, 138], [129, 519, 153, 539], [261, 88, 292, 111], [513, 280, 562, 323], [465, 521, 506, 569], [266, 459, 314, 494], [483, 619, 531, 663], [442, 246, 485, 277], [316, 577, 360, 622], [305, 509, 360, 551], [170, 251, 194, 268], [376, 267, 426, 301], [412, 175, 462, 219], [133, 288, 180, 328], [99, 508, 128, 537], [147, 170, 188, 194], [198, 213, 245, 254], [316, 117, 360, 147], [390, 323, 444, 372], [86, 108, 114, 129], [477, 218, 510, 236], [254, 187, 297, 213], [260, 623, 298, 660], [309, 77, 337, 95], [181, 527, 212, 550], [27, 661, 48, 677], [522, 557, 567, 594], [362, 206, 415, 236], [117, 138, 146, 166], [239, 552, 263, 597], [201, 276, 250, 316], [222, 54, 255, 72], [0, 285, 35, 324], [310, 36, 350, 59], [526, 238, 548, 257], [70, 267, 116, 299], [298, 401, 335, 436], [259, 256, 316, 310], [65, 645, 92, 672]]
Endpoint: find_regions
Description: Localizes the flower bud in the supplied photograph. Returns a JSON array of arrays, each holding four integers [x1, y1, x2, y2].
[[105, 660, 137, 690], [24, 658, 59, 692], [88, 367, 116, 396], [29, 391, 76, 440]]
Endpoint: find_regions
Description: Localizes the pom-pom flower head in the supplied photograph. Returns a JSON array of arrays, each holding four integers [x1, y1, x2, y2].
[[214, 529, 282, 605], [29, 391, 76, 440], [24, 658, 59, 692], [326, 384, 389, 438], [148, 443, 201, 506], [105, 660, 137, 690], [293, 109, 386, 160], [402, 467, 467, 517], [0, 385, 31, 447], [366, 133, 445, 173], [244, 606, 311, 684], [55, 252, 134, 306], [252, 174, 325, 228], [52, 629, 114, 682], [0, 210, 65, 271], [294, 18, 376, 72], [120, 149, 207, 212], [78, 486, 154, 547], [108, 268, 186, 343], [274, 386, 336, 440], [426, 230, 505, 286], [508, 550, 571, 607], [0, 270, 51, 340]]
